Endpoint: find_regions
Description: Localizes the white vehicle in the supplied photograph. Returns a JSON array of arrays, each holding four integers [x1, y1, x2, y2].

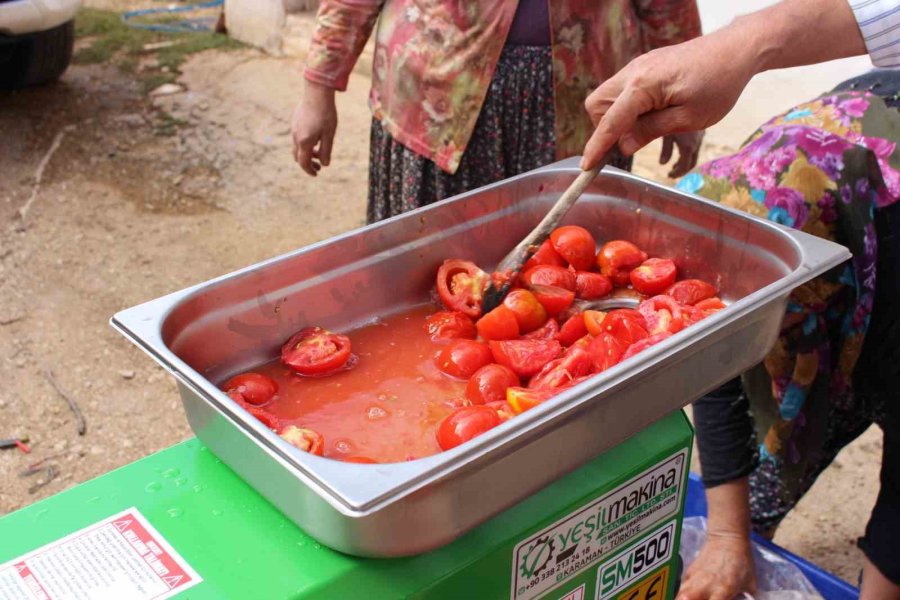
[[0, 0, 80, 89]]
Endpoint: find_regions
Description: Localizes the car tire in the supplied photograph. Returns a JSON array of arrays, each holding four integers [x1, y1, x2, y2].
[[0, 19, 75, 90]]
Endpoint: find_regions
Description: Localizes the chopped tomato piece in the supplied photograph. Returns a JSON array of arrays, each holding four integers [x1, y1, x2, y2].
[[436, 405, 501, 450], [435, 340, 494, 379], [523, 318, 559, 340], [583, 310, 608, 337], [528, 346, 593, 390], [557, 313, 589, 347], [281, 327, 355, 376], [596, 241, 648, 286], [484, 400, 517, 423], [424, 311, 477, 342], [587, 332, 625, 373], [575, 272, 613, 300], [600, 310, 649, 346], [436, 259, 488, 318], [630, 258, 678, 296], [342, 456, 379, 464], [476, 305, 520, 341], [506, 387, 557, 414], [524, 239, 567, 270], [550, 225, 597, 271], [503, 289, 548, 333], [638, 296, 687, 336], [665, 279, 718, 306], [695, 297, 726, 311], [529, 284, 575, 315], [465, 364, 520, 405], [223, 372, 278, 406], [621, 332, 674, 361], [280, 426, 325, 456], [489, 339, 562, 378], [522, 265, 577, 291]]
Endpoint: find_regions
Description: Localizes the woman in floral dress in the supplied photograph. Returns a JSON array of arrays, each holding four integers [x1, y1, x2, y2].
[[291, 0, 705, 223]]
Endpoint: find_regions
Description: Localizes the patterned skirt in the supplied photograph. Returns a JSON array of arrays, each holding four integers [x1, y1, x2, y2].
[[366, 45, 631, 224]]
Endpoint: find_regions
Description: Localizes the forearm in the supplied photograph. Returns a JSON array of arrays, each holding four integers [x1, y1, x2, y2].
[[706, 477, 752, 539]]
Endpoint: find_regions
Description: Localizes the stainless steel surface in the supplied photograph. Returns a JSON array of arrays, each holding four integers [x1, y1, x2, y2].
[[111, 158, 849, 557]]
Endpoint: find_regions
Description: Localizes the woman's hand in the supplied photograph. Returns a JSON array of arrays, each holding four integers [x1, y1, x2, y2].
[[678, 532, 756, 600], [661, 131, 705, 178], [292, 81, 338, 176]]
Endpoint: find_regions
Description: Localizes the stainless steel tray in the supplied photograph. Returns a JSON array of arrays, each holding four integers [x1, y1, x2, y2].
[[111, 158, 849, 557]]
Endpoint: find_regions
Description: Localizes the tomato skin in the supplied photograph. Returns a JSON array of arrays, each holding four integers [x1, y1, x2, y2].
[[506, 387, 557, 414], [630, 258, 678, 296], [596, 241, 648, 286], [476, 305, 520, 341], [435, 340, 494, 379], [557, 313, 589, 347], [424, 311, 477, 342], [465, 364, 520, 405], [523, 318, 559, 340], [575, 272, 613, 300], [484, 400, 517, 422], [436, 405, 502, 450], [281, 327, 354, 376], [280, 425, 325, 456], [550, 226, 597, 271], [503, 289, 548, 333], [600, 310, 649, 346], [529, 284, 575, 315], [522, 265, 577, 291], [583, 310, 608, 337], [489, 339, 562, 378], [223, 372, 278, 406], [621, 332, 673, 361], [524, 240, 567, 271], [665, 279, 717, 306], [528, 346, 593, 390], [588, 332, 625, 373], [436, 259, 488, 318]]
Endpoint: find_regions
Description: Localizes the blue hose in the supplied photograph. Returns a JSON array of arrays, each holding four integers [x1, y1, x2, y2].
[[121, 0, 224, 34]]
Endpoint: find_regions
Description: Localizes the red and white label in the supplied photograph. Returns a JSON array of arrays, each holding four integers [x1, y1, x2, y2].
[[0, 508, 201, 600]]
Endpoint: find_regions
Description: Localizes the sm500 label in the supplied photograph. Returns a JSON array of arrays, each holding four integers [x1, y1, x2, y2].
[[595, 521, 675, 599]]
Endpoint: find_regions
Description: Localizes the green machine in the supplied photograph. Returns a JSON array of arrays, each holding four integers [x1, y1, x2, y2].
[[0, 411, 691, 600]]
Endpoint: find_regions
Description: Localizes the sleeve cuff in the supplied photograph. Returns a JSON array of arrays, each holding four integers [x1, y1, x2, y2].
[[849, 0, 900, 67]]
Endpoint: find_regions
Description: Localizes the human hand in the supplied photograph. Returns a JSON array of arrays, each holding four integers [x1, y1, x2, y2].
[[581, 31, 756, 170], [677, 533, 756, 600], [660, 131, 704, 178], [292, 81, 338, 176]]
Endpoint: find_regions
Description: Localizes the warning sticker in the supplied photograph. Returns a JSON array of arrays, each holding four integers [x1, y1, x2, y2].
[[0, 507, 201, 600], [613, 567, 669, 600], [510, 450, 686, 600]]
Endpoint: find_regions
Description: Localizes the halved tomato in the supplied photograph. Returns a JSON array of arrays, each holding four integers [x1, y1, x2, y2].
[[528, 346, 593, 390], [281, 327, 355, 376], [600, 310, 649, 346], [630, 258, 678, 296], [489, 339, 562, 378], [424, 310, 477, 342], [223, 372, 278, 406], [476, 305, 520, 341], [583, 310, 608, 337], [587, 332, 625, 373], [596, 241, 648, 286], [524, 239, 567, 270], [522, 265, 577, 291], [435, 340, 494, 379], [575, 272, 613, 300], [280, 426, 325, 456], [507, 387, 557, 414], [436, 405, 502, 450], [503, 289, 548, 333], [529, 284, 575, 315], [665, 279, 718, 306], [523, 318, 559, 340], [466, 364, 520, 405], [436, 259, 488, 318], [550, 226, 597, 271], [621, 332, 673, 361], [557, 313, 588, 347]]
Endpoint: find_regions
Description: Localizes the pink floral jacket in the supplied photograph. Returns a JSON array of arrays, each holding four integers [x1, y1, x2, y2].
[[305, 0, 701, 174]]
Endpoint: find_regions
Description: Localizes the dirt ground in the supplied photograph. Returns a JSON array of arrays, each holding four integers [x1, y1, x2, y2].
[[0, 6, 883, 585]]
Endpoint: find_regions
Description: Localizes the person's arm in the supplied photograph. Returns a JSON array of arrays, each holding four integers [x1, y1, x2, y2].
[[582, 0, 867, 169], [292, 0, 385, 176]]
